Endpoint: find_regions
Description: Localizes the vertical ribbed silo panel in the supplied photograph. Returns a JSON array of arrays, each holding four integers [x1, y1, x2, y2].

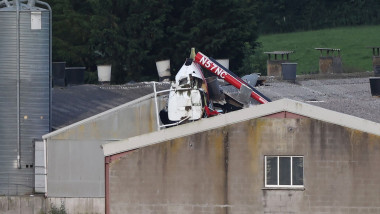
[[0, 7, 50, 195], [19, 10, 50, 195], [0, 10, 19, 195]]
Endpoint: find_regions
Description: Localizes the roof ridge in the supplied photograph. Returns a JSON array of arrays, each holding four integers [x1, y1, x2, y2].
[[102, 98, 380, 156]]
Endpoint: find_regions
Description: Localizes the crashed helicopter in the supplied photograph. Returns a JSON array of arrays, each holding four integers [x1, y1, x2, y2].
[[158, 49, 271, 126]]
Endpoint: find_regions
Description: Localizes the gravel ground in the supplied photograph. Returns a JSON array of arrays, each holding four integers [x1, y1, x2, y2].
[[258, 76, 380, 123]]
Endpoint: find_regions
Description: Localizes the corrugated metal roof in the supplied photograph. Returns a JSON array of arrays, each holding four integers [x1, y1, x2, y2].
[[52, 75, 380, 131], [52, 82, 170, 130]]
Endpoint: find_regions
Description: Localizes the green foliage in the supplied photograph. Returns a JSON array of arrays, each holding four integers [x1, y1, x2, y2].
[[258, 25, 380, 74], [48, 202, 67, 214], [166, 0, 259, 76], [49, 0, 93, 67], [258, 0, 380, 34], [238, 42, 267, 75], [49, 0, 260, 83], [84, 70, 98, 84], [87, 0, 172, 83], [48, 0, 380, 83], [89, 0, 126, 83]]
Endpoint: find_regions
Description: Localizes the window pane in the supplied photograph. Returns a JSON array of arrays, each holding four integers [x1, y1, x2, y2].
[[279, 157, 291, 185], [266, 157, 277, 185], [292, 157, 303, 185]]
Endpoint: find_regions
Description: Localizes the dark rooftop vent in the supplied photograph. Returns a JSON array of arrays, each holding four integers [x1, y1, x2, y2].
[[370, 77, 380, 96], [52, 62, 66, 87], [66, 67, 85, 85], [282, 63, 297, 83]]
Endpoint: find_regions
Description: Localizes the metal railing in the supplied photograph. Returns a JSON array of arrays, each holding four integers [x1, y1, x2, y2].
[[153, 82, 192, 131]]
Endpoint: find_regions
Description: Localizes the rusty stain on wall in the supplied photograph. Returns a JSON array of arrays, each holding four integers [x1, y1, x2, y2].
[[248, 120, 262, 176], [319, 56, 343, 74], [267, 60, 287, 77]]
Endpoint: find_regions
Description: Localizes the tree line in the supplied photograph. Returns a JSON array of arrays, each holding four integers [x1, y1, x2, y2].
[[258, 0, 380, 34], [47, 0, 380, 83]]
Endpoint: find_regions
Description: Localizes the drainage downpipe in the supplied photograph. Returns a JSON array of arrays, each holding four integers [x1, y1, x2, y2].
[[15, 0, 21, 169], [36, 0, 52, 132]]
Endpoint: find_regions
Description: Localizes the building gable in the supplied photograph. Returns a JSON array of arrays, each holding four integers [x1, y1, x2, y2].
[[102, 98, 380, 157]]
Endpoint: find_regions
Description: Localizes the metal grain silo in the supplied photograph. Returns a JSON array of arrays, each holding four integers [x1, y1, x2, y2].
[[0, 0, 51, 195]]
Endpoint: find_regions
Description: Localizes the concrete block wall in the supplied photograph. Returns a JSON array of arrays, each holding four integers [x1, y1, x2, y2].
[[48, 197, 104, 214], [0, 196, 104, 214], [267, 60, 287, 76], [108, 130, 228, 214], [373, 56, 380, 66], [108, 116, 380, 214], [373, 56, 380, 76], [0, 196, 45, 214], [319, 56, 343, 74]]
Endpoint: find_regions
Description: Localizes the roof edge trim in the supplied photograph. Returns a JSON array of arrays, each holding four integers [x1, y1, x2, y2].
[[43, 93, 155, 139], [102, 98, 380, 157]]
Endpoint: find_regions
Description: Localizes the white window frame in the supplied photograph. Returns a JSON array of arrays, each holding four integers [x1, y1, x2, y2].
[[264, 155, 304, 188]]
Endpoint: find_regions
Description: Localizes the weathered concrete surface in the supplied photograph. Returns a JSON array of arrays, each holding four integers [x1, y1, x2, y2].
[[48, 197, 104, 214], [0, 196, 45, 214], [319, 56, 343, 74], [0, 196, 105, 214], [267, 60, 287, 76], [372, 56, 380, 67], [108, 117, 380, 214], [109, 130, 227, 214]]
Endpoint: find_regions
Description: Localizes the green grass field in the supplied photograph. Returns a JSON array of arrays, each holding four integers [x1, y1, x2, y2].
[[257, 25, 380, 74]]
